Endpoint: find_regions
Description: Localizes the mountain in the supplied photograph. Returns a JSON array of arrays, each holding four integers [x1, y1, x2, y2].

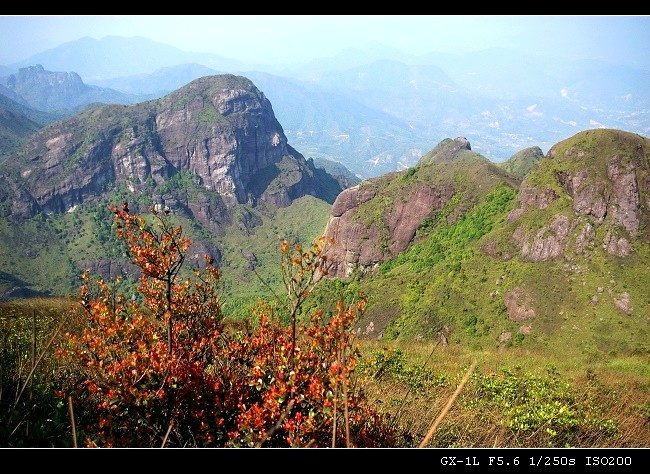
[[315, 129, 649, 358], [0, 84, 60, 124], [0, 74, 346, 301], [5, 37, 650, 179], [90, 63, 223, 96], [496, 146, 544, 178], [93, 65, 434, 178], [321, 136, 521, 279], [0, 64, 145, 115], [7, 36, 252, 82], [0, 94, 42, 157]]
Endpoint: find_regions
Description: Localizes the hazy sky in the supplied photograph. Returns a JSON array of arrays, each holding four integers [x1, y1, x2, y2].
[[1, 15, 649, 67]]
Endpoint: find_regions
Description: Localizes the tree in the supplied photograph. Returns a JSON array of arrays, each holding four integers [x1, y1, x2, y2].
[[57, 203, 397, 447]]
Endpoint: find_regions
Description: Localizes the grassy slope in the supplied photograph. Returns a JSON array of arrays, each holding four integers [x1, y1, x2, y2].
[[313, 130, 649, 371]]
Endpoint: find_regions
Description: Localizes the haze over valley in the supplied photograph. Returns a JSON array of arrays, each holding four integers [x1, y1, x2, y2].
[[2, 15, 649, 178]]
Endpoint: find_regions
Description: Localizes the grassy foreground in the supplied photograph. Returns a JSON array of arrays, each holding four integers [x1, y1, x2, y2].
[[357, 339, 649, 448], [1, 296, 648, 448]]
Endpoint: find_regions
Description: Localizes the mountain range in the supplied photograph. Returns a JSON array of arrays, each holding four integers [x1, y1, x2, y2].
[[2, 36, 648, 178], [0, 37, 648, 357]]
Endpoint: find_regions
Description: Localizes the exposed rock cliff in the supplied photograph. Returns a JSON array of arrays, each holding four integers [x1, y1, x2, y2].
[[321, 137, 520, 278], [5, 74, 343, 228], [503, 129, 649, 261]]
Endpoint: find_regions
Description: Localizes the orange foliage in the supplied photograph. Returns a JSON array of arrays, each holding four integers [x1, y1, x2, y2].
[[56, 203, 396, 447]]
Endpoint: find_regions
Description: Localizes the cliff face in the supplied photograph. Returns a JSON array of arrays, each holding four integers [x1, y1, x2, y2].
[[322, 178, 456, 278], [500, 129, 649, 261], [153, 75, 292, 205], [321, 137, 520, 278], [7, 74, 342, 227]]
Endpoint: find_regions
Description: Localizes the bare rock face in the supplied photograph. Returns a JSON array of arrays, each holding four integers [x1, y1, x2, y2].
[[330, 185, 377, 217], [0, 176, 40, 220], [574, 222, 596, 254], [153, 76, 291, 206], [602, 231, 631, 257], [614, 291, 633, 315], [507, 184, 558, 223], [503, 287, 536, 322], [322, 179, 455, 278], [557, 168, 607, 224], [7, 75, 340, 229], [505, 129, 649, 261], [515, 214, 572, 262], [607, 155, 640, 235]]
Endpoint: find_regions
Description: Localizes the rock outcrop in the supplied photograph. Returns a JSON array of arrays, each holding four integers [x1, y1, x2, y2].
[[5, 74, 344, 230], [505, 129, 649, 261], [322, 178, 455, 278], [321, 137, 519, 278]]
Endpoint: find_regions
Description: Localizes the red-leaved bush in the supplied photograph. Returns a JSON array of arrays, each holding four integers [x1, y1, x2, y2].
[[56, 203, 397, 447]]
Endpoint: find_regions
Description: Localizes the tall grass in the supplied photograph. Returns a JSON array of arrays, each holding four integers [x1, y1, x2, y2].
[[0, 297, 77, 447], [0, 297, 648, 447], [357, 340, 650, 447]]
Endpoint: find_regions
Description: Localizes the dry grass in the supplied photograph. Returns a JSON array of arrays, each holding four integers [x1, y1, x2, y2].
[[357, 339, 650, 448], [1, 297, 648, 448]]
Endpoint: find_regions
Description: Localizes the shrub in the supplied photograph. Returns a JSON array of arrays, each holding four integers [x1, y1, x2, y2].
[[56, 203, 396, 447]]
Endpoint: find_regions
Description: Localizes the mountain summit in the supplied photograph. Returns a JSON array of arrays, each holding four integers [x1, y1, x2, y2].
[[5, 74, 342, 221], [0, 74, 345, 297]]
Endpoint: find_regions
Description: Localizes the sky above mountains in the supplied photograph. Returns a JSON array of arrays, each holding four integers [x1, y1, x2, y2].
[[1, 15, 649, 68]]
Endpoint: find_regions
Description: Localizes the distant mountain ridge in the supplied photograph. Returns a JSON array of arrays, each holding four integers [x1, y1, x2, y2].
[[6, 36, 252, 82], [0, 93, 41, 156], [0, 64, 145, 114], [3, 36, 648, 178]]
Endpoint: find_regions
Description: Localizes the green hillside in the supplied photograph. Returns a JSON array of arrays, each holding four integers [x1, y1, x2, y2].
[[313, 129, 650, 364]]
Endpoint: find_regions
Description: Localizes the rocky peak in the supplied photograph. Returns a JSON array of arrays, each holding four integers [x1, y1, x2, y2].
[[5, 74, 343, 229], [418, 136, 474, 165], [3, 65, 86, 109], [1, 64, 136, 113], [154, 74, 294, 206], [322, 177, 454, 278], [503, 129, 649, 261], [8, 64, 84, 89], [321, 139, 519, 278]]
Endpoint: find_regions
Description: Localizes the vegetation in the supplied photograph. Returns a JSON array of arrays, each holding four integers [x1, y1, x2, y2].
[[496, 146, 544, 178], [3, 203, 395, 447], [359, 342, 649, 448], [0, 203, 648, 448]]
